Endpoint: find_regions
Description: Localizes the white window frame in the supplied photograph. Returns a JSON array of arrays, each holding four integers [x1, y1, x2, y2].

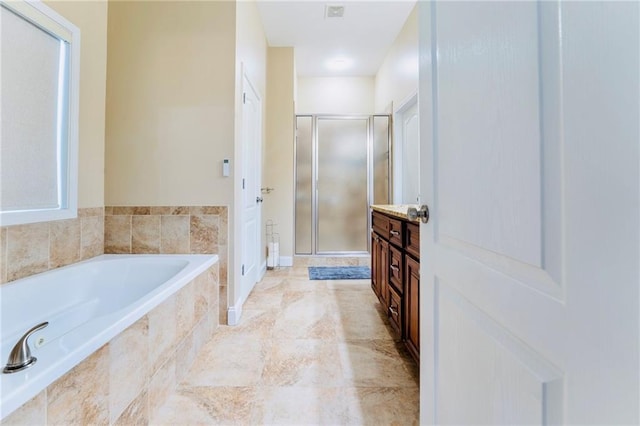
[[0, 0, 80, 226]]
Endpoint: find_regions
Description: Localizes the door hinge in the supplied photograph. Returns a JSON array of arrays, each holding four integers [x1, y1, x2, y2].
[[242, 264, 245, 276], [242, 178, 245, 189], [243, 92, 246, 104]]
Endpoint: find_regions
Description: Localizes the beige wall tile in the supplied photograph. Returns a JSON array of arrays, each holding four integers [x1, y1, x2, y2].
[[150, 206, 170, 215], [132, 215, 161, 254], [209, 262, 220, 291], [50, 219, 81, 268], [81, 215, 104, 260], [104, 206, 114, 216], [109, 317, 149, 423], [114, 391, 148, 426], [189, 206, 219, 215], [131, 207, 150, 215], [0, 227, 7, 284], [104, 215, 131, 254], [160, 216, 189, 254], [113, 206, 150, 215], [150, 206, 189, 215], [194, 273, 210, 322], [218, 244, 228, 287], [148, 295, 177, 374], [78, 207, 104, 217], [218, 284, 227, 325], [47, 345, 110, 425], [7, 223, 49, 282], [175, 332, 196, 383], [176, 281, 196, 341], [148, 355, 176, 421], [219, 209, 228, 245], [206, 264, 220, 330], [0, 391, 46, 425], [190, 215, 218, 254], [192, 314, 211, 356]]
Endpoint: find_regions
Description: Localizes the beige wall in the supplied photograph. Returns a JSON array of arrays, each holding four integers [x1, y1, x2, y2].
[[104, 0, 269, 320], [297, 76, 375, 114], [264, 47, 295, 259], [46, 1, 108, 208], [374, 5, 419, 113], [105, 1, 236, 206]]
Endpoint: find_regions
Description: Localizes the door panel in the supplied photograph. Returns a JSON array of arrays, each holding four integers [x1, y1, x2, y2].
[[295, 116, 313, 255], [420, 1, 639, 424], [437, 284, 562, 425], [437, 1, 542, 269], [316, 118, 369, 253]]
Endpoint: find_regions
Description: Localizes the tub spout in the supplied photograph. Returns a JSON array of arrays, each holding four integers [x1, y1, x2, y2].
[[3, 322, 48, 374]]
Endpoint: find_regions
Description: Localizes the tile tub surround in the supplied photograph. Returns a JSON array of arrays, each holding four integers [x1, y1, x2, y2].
[[104, 206, 229, 323], [0, 207, 105, 284], [1, 263, 220, 425]]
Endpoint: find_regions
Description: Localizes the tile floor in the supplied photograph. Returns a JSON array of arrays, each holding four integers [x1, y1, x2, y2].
[[154, 266, 419, 425]]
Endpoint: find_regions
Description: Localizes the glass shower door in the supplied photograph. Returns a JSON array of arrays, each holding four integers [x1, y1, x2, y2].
[[316, 117, 369, 253]]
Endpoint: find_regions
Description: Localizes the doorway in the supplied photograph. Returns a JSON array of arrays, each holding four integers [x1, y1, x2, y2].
[[394, 94, 420, 204], [294, 115, 390, 255]]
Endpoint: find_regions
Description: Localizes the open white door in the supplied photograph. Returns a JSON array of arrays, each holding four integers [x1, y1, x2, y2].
[[419, 1, 639, 424], [239, 73, 262, 309]]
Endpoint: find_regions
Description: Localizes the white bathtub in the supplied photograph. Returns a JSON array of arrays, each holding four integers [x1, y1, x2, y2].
[[0, 254, 217, 420]]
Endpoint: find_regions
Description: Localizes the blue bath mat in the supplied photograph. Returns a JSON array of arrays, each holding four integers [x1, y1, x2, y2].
[[308, 266, 371, 280]]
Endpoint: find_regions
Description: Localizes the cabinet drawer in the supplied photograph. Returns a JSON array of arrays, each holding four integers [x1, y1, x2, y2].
[[389, 244, 403, 294], [372, 211, 390, 238], [388, 217, 403, 247], [387, 285, 402, 336], [405, 222, 420, 259]]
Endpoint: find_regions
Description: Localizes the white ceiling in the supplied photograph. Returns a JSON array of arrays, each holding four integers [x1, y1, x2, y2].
[[256, 0, 417, 77]]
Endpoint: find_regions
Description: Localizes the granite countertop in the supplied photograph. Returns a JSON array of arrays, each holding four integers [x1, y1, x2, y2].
[[371, 204, 420, 222]]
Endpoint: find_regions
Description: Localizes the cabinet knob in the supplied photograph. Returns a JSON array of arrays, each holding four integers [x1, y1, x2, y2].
[[390, 230, 400, 236], [389, 306, 399, 316]]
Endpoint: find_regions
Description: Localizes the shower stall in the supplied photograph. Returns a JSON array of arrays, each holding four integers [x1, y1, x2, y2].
[[295, 115, 391, 255]]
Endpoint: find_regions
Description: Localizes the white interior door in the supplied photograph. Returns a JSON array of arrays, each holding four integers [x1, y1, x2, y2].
[[419, 1, 639, 424], [239, 74, 261, 305]]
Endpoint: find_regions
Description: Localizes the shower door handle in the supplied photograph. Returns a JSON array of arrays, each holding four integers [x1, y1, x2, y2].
[[256, 197, 264, 203]]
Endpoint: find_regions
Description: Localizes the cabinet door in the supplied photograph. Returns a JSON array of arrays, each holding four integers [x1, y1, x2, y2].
[[405, 222, 420, 260], [388, 284, 403, 336], [379, 238, 389, 308], [389, 244, 404, 294], [405, 255, 420, 362], [371, 233, 380, 298]]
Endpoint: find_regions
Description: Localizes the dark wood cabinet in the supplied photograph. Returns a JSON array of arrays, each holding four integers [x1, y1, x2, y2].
[[388, 244, 403, 294], [371, 209, 420, 364], [371, 232, 389, 307], [404, 255, 420, 362]]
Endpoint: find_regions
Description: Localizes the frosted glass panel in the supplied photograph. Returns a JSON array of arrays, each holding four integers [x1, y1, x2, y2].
[[295, 116, 313, 254], [317, 118, 369, 253], [1, 5, 67, 211], [373, 115, 390, 204]]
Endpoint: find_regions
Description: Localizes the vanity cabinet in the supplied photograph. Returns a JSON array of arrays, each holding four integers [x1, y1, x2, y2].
[[371, 232, 389, 308], [371, 209, 420, 364]]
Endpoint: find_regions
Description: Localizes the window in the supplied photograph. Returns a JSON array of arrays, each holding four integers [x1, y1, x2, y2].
[[0, 0, 80, 226]]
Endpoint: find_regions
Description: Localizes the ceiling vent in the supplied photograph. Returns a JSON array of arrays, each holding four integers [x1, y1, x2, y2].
[[325, 5, 345, 18]]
